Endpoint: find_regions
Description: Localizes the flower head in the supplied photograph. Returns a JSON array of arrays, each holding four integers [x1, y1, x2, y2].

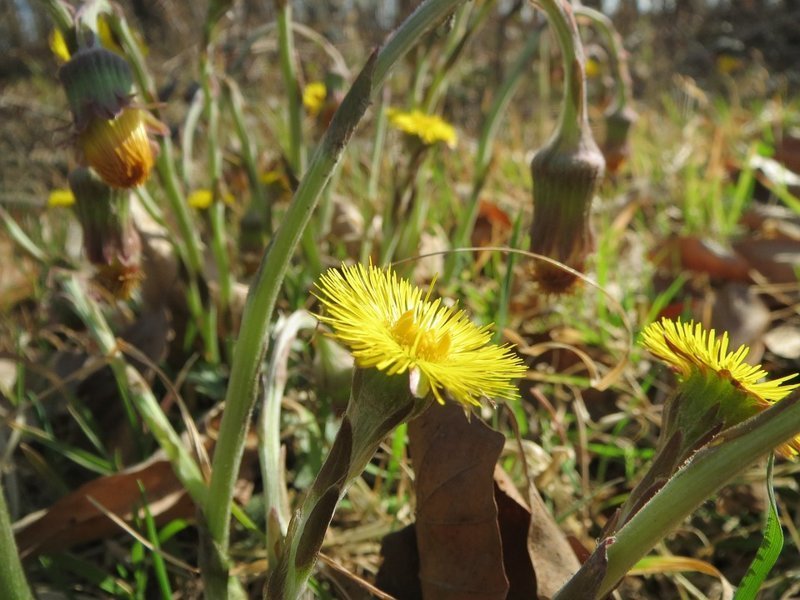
[[303, 81, 327, 117], [78, 107, 158, 189], [642, 318, 800, 456], [187, 189, 235, 209], [48, 188, 76, 208], [313, 263, 526, 408], [387, 109, 457, 148]]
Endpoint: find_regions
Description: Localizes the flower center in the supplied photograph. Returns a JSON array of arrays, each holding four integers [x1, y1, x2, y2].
[[391, 310, 451, 361]]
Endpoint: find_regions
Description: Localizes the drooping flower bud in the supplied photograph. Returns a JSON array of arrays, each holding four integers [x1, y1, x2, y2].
[[602, 104, 638, 175], [529, 130, 605, 294], [58, 46, 134, 129], [68, 168, 142, 299], [58, 44, 164, 189]]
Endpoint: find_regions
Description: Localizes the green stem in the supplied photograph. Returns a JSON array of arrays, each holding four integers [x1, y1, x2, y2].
[[554, 393, 800, 600], [200, 50, 233, 322], [367, 88, 389, 203], [260, 311, 317, 569], [265, 369, 420, 599], [0, 478, 33, 600], [109, 14, 220, 361], [203, 0, 469, 595], [422, 1, 495, 113], [224, 79, 271, 233], [61, 278, 207, 508], [535, 0, 587, 146], [276, 0, 304, 174], [443, 24, 542, 282], [573, 5, 632, 111]]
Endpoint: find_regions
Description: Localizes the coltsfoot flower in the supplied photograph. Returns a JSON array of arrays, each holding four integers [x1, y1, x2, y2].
[[58, 44, 165, 189], [302, 81, 327, 117], [313, 263, 526, 407], [642, 318, 800, 457], [387, 109, 457, 148], [48, 188, 76, 208], [78, 107, 158, 189]]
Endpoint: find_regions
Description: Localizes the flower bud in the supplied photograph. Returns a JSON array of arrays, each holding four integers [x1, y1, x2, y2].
[[602, 104, 637, 175], [68, 168, 142, 298], [529, 131, 605, 294], [58, 46, 134, 129]]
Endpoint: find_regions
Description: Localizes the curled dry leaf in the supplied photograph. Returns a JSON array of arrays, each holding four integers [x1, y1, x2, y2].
[[408, 401, 508, 600], [651, 235, 750, 281], [14, 452, 194, 558]]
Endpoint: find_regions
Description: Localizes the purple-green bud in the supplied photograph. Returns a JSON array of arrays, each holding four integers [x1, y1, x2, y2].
[[602, 104, 638, 175], [68, 168, 141, 298], [59, 46, 134, 130], [529, 130, 605, 294]]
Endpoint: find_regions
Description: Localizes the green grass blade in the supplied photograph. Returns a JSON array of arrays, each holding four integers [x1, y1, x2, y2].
[[733, 453, 783, 600]]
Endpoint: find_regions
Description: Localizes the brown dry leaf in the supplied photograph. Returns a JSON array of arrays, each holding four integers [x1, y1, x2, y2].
[[408, 401, 508, 600], [651, 235, 750, 281], [524, 475, 581, 598], [14, 452, 194, 558], [14, 408, 260, 558], [472, 200, 513, 248], [493, 466, 537, 599], [732, 237, 800, 284], [774, 133, 800, 175], [374, 524, 422, 600]]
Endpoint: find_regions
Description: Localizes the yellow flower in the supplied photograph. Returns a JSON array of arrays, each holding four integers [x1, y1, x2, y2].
[[49, 29, 71, 64], [585, 56, 601, 79], [78, 108, 158, 189], [187, 189, 235, 209], [387, 108, 458, 148], [187, 189, 213, 209], [303, 82, 327, 116], [313, 263, 526, 407], [642, 318, 800, 456], [48, 188, 76, 208]]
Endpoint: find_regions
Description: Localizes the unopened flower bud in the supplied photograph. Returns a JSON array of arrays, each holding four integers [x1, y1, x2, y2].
[[68, 168, 142, 299], [602, 104, 637, 175], [529, 131, 605, 294], [58, 46, 134, 129]]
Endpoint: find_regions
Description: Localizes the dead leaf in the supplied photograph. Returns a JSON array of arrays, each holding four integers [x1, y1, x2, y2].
[[408, 401, 508, 600], [651, 235, 750, 281], [14, 451, 194, 558], [732, 237, 800, 284], [525, 476, 581, 598], [472, 200, 513, 248], [774, 133, 800, 175], [375, 525, 422, 600], [14, 407, 259, 558], [493, 466, 537, 599]]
